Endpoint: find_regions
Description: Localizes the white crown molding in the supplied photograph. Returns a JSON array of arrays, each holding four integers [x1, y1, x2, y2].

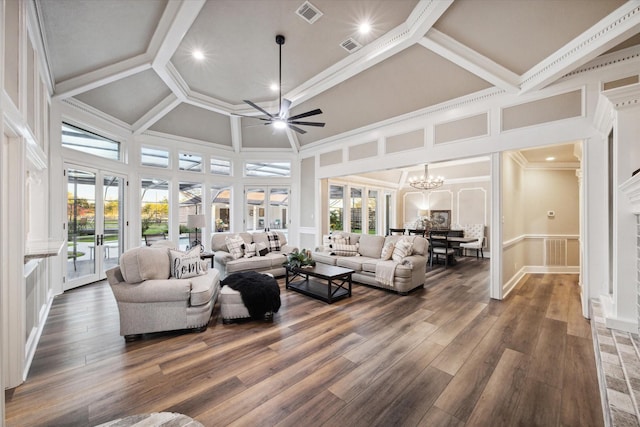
[[562, 44, 640, 80], [419, 29, 520, 93], [520, 2, 640, 94], [132, 93, 180, 135], [620, 173, 640, 215], [53, 54, 152, 100], [507, 151, 528, 168], [601, 82, 640, 110]]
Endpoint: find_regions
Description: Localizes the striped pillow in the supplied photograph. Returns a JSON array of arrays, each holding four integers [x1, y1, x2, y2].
[[381, 241, 395, 260], [392, 238, 413, 262], [331, 243, 359, 257]]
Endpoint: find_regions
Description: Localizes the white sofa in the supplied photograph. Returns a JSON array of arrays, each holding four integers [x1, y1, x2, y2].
[[106, 246, 220, 341], [312, 232, 428, 295], [210, 231, 297, 279]]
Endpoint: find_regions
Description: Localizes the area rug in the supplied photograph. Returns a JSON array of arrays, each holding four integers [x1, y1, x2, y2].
[[94, 412, 204, 427]]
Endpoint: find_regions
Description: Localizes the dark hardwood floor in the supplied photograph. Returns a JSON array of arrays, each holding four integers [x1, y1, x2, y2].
[[5, 258, 603, 427]]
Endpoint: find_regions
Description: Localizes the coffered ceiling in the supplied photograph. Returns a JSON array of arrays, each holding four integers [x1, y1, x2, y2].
[[36, 0, 639, 152]]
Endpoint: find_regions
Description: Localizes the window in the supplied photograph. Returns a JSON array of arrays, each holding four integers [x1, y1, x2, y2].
[[211, 185, 231, 231], [329, 185, 344, 232], [179, 182, 202, 250], [140, 178, 169, 245], [211, 157, 231, 175], [368, 190, 378, 235], [61, 123, 120, 160], [179, 152, 202, 172], [141, 146, 169, 168], [245, 161, 291, 177], [350, 188, 363, 233]]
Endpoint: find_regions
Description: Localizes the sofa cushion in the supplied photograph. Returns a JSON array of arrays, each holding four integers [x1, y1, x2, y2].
[[225, 256, 272, 274], [337, 256, 377, 272], [119, 247, 170, 283], [311, 251, 338, 266], [357, 234, 385, 258], [211, 232, 252, 252], [169, 247, 204, 279]]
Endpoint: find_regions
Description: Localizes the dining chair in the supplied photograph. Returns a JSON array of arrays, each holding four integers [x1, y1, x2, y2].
[[429, 230, 456, 268], [460, 224, 485, 258]]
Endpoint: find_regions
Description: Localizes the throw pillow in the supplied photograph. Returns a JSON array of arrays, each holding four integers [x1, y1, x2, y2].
[[169, 247, 203, 279], [255, 242, 269, 257], [244, 242, 256, 258], [329, 233, 348, 247], [331, 243, 360, 257], [225, 234, 245, 259], [266, 231, 281, 252], [381, 241, 395, 260], [392, 238, 413, 262]]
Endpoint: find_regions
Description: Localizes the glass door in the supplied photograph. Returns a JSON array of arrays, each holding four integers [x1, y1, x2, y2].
[[245, 186, 289, 233], [66, 166, 125, 289]]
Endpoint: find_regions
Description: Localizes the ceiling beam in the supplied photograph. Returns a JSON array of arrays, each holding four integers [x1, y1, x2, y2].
[[52, 54, 152, 100], [286, 128, 301, 153], [419, 29, 520, 93], [229, 116, 242, 154], [132, 93, 181, 135], [520, 2, 640, 93]]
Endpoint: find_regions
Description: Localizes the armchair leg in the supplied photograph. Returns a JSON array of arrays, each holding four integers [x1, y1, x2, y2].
[[124, 334, 142, 342]]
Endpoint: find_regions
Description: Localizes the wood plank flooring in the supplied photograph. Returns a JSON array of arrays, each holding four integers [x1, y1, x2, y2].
[[4, 258, 603, 427]]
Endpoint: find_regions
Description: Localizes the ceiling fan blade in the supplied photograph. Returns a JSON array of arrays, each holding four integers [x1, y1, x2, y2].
[[288, 120, 325, 127], [288, 124, 307, 134], [288, 108, 323, 121], [232, 113, 273, 122], [279, 98, 292, 119], [243, 100, 274, 118]]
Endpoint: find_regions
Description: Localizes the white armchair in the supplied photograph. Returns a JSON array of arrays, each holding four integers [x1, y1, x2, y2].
[[459, 224, 485, 258]]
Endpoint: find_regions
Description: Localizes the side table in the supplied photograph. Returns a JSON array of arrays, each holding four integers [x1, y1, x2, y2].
[[200, 252, 214, 268]]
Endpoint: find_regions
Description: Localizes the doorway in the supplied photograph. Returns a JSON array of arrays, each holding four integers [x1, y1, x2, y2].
[[245, 186, 289, 233], [65, 165, 125, 289]]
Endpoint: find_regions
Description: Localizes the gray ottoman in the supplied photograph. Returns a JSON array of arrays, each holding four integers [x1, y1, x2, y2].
[[220, 272, 279, 324]]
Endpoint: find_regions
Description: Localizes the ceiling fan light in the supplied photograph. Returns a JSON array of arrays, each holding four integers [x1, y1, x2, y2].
[[272, 120, 287, 129]]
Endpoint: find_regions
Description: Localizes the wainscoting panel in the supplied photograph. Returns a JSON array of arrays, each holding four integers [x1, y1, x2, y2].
[[545, 238, 567, 266]]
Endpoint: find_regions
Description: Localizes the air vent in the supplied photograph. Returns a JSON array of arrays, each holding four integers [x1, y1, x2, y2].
[[340, 37, 362, 53], [296, 1, 322, 24]]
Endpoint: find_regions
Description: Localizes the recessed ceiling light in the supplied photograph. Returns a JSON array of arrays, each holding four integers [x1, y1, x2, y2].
[[546, 156, 555, 161], [359, 22, 371, 34], [270, 83, 279, 92], [192, 50, 205, 60]]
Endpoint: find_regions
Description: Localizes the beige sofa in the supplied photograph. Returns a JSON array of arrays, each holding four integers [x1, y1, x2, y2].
[[106, 246, 220, 341], [210, 231, 297, 279], [312, 233, 428, 295]]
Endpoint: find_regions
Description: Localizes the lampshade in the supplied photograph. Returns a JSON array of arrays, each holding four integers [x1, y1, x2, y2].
[[187, 214, 206, 228], [418, 209, 428, 217]]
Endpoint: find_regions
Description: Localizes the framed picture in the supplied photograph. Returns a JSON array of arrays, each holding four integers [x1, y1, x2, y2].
[[430, 210, 451, 229]]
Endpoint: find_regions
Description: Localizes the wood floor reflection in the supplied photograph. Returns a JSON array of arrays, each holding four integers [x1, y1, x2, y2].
[[5, 257, 603, 427]]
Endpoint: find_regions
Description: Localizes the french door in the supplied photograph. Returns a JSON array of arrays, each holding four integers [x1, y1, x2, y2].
[[65, 165, 126, 290], [245, 186, 289, 233]]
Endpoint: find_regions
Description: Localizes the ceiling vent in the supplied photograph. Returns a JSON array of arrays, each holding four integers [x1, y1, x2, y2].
[[340, 37, 362, 54], [296, 1, 323, 24]]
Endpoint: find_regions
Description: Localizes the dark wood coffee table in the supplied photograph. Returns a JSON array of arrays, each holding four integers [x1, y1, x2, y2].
[[285, 264, 354, 304]]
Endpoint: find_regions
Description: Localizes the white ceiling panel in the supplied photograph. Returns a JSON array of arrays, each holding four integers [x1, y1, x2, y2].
[[38, 0, 167, 82], [149, 103, 232, 146]]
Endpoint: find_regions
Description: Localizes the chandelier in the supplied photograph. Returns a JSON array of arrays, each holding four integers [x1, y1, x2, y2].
[[409, 164, 444, 190]]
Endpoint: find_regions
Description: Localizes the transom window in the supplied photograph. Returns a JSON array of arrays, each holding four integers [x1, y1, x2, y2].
[[61, 123, 120, 161], [245, 161, 290, 177], [179, 152, 203, 172], [211, 157, 231, 175], [141, 146, 169, 168]]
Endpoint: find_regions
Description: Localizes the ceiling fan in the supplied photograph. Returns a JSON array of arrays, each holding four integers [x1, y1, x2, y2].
[[239, 34, 325, 135]]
